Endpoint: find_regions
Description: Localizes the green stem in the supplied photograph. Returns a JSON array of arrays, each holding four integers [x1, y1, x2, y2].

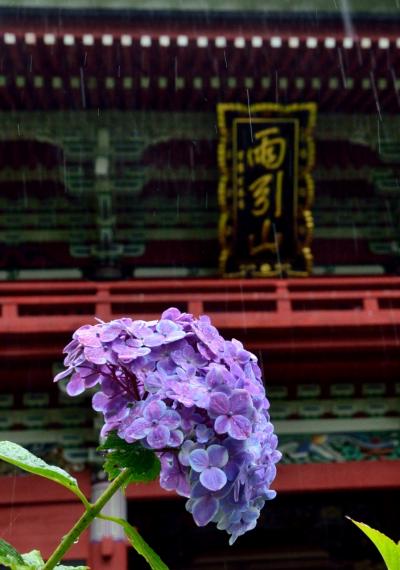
[[42, 470, 131, 570]]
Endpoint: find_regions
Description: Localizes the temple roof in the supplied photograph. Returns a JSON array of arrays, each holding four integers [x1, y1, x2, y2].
[[0, 17, 400, 112]]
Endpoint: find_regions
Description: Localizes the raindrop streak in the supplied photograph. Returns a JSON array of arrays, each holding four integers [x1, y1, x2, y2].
[[337, 48, 347, 88], [377, 116, 381, 154], [390, 67, 400, 107], [339, 0, 356, 38], [370, 72, 382, 121]]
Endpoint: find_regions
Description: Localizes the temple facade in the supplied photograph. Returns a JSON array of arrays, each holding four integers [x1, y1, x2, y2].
[[0, 1, 399, 568]]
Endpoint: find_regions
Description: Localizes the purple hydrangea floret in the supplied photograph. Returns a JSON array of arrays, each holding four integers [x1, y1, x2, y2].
[[54, 308, 281, 544]]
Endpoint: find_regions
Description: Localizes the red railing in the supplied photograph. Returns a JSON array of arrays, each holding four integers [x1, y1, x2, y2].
[[0, 277, 400, 335], [0, 277, 399, 550]]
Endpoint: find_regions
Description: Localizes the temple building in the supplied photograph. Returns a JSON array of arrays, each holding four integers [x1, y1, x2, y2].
[[0, 1, 399, 568]]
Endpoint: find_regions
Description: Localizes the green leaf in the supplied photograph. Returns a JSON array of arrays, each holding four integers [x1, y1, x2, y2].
[[55, 566, 89, 569], [99, 514, 169, 570], [0, 441, 89, 507], [98, 432, 160, 487], [0, 538, 26, 569], [55, 564, 89, 570], [347, 517, 400, 570], [0, 542, 46, 570], [21, 550, 44, 568]]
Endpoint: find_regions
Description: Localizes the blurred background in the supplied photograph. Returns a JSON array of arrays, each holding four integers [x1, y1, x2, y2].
[[0, 1, 399, 568]]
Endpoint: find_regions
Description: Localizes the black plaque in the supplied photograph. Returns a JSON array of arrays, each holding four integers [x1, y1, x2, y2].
[[218, 103, 317, 277]]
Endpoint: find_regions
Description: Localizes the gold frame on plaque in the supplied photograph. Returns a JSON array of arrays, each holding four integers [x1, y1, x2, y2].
[[217, 102, 317, 277]]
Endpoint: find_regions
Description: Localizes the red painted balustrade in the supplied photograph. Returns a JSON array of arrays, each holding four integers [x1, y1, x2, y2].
[[0, 277, 400, 566], [1, 277, 400, 355]]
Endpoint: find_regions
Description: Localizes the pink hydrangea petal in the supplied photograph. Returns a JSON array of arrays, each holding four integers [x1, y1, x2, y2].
[[162, 409, 181, 430], [156, 320, 174, 334], [143, 400, 166, 421], [126, 338, 143, 348], [192, 495, 219, 526], [100, 323, 122, 342], [147, 424, 170, 449], [161, 307, 182, 320], [168, 429, 184, 447], [54, 367, 73, 382], [76, 328, 102, 347], [84, 371, 102, 389], [189, 449, 209, 472], [178, 440, 196, 466], [66, 373, 85, 396], [230, 390, 252, 416], [144, 373, 163, 393], [92, 391, 108, 412], [126, 418, 150, 440], [207, 445, 229, 468], [143, 333, 166, 347], [84, 346, 108, 365], [200, 467, 227, 491], [228, 415, 252, 440], [164, 332, 186, 343], [209, 392, 230, 416], [214, 415, 230, 435]]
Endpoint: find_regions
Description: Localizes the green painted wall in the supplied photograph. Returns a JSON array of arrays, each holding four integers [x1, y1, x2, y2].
[[0, 0, 399, 14], [0, 110, 399, 280]]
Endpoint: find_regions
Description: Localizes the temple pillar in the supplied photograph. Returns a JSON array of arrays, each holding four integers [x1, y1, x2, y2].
[[88, 481, 128, 570]]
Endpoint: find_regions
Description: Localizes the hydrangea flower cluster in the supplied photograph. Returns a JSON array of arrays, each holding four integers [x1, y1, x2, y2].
[[55, 308, 281, 544]]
